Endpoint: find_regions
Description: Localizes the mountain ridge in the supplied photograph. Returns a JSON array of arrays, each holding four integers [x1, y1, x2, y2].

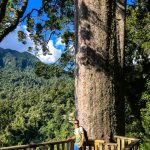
[[0, 47, 39, 69]]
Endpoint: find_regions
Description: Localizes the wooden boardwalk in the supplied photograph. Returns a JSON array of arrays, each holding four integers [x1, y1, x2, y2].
[[0, 136, 140, 150]]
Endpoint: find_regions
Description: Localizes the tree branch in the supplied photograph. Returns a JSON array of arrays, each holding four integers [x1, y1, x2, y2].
[[20, 0, 49, 22], [0, 0, 28, 42], [0, 0, 9, 23], [20, 8, 40, 22]]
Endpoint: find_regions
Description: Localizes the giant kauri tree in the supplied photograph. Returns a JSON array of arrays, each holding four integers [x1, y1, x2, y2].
[[0, 0, 126, 142], [75, 0, 126, 141]]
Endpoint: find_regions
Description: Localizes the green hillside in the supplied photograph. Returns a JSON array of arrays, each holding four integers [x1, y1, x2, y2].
[[0, 48, 74, 146], [0, 48, 39, 69]]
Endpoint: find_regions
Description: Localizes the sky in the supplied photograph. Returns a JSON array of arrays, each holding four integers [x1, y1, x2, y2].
[[0, 0, 65, 64], [0, 0, 134, 64]]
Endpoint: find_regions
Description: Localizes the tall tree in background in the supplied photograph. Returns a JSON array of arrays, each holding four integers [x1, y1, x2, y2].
[[75, 0, 126, 141], [125, 0, 150, 146]]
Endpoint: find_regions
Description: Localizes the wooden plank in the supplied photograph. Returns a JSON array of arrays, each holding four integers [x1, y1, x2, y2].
[[94, 142, 98, 150], [104, 143, 117, 150], [89, 146, 92, 150], [94, 140, 104, 144], [124, 140, 140, 150], [114, 136, 139, 141], [49, 144, 54, 150], [44, 145, 49, 150], [99, 144, 103, 150], [111, 145, 115, 150], [0, 138, 139, 150], [56, 144, 59, 150], [67, 142, 70, 150], [0, 140, 71, 150], [95, 144, 98, 150], [104, 145, 108, 150], [121, 139, 125, 150], [127, 140, 132, 145], [94, 140, 104, 150], [117, 138, 120, 150], [71, 141, 74, 150], [62, 143, 65, 150], [83, 144, 86, 150]]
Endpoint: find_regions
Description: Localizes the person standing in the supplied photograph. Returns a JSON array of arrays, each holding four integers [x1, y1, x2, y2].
[[68, 119, 85, 150]]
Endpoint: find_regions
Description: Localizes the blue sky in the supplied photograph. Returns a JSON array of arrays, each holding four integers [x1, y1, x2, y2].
[[0, 0, 134, 64], [0, 0, 65, 63], [127, 0, 134, 4], [25, 0, 41, 12]]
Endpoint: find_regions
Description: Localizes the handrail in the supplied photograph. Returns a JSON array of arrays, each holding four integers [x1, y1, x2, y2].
[[84, 140, 118, 150], [0, 140, 74, 150], [104, 143, 118, 150], [0, 136, 140, 150], [124, 139, 140, 150], [114, 136, 140, 150], [82, 139, 105, 150], [114, 135, 139, 141]]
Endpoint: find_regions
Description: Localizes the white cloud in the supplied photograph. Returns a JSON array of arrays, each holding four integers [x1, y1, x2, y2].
[[37, 40, 62, 64], [0, 25, 64, 64], [0, 25, 33, 52], [55, 37, 65, 46]]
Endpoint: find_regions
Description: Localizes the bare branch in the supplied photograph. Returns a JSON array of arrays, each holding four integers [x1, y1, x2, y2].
[[20, 8, 40, 22], [20, 0, 49, 22], [47, 30, 55, 44]]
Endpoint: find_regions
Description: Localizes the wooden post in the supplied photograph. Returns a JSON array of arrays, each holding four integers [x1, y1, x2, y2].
[[50, 144, 54, 150], [67, 142, 72, 150], [62, 143, 65, 150], [56, 144, 59, 150], [94, 140, 104, 150], [127, 140, 132, 145], [121, 139, 125, 149], [104, 145, 108, 150], [117, 138, 120, 150], [110, 145, 115, 150]]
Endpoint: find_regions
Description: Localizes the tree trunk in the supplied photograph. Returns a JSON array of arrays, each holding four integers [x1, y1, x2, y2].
[[75, 0, 126, 142]]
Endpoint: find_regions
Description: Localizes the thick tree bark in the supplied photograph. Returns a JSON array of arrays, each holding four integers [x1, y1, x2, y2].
[[75, 0, 126, 142]]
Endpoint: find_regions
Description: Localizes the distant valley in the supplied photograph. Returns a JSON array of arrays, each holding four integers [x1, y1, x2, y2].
[[0, 48, 74, 146]]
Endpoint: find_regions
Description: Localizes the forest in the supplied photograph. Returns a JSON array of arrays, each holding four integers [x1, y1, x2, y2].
[[0, 0, 150, 150], [0, 48, 74, 146]]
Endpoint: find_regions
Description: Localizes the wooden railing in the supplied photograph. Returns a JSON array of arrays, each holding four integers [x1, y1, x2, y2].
[[0, 140, 74, 150], [83, 136, 140, 150], [124, 140, 140, 150], [0, 136, 140, 150], [114, 136, 140, 150], [83, 140, 118, 150], [0, 140, 118, 150]]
